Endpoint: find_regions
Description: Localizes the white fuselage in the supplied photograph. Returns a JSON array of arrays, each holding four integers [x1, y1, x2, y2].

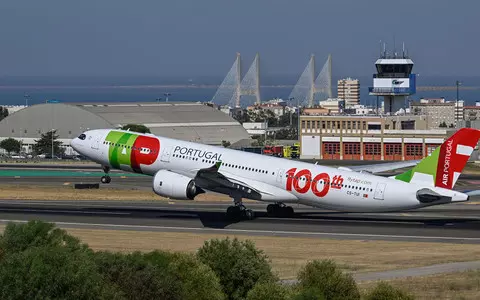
[[71, 129, 468, 212]]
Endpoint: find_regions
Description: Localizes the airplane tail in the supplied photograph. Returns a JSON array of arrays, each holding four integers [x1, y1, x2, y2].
[[394, 128, 480, 189]]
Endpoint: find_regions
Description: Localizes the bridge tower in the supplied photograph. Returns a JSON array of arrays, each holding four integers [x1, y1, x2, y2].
[[369, 43, 416, 114], [289, 54, 332, 107], [211, 53, 261, 107]]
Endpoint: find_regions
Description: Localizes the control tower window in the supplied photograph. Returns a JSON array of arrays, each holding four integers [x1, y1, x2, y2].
[[78, 134, 86, 140], [376, 64, 413, 77]]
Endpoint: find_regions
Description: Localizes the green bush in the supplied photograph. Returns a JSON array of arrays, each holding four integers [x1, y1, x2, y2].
[[297, 260, 360, 300], [0, 220, 88, 258], [0, 246, 122, 299], [197, 238, 276, 300], [246, 281, 291, 300], [291, 287, 325, 300], [168, 252, 225, 300], [363, 282, 414, 300], [94, 250, 180, 300]]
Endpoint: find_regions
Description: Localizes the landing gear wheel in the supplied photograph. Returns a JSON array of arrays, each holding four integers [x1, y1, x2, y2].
[[243, 209, 255, 220], [285, 206, 294, 217], [101, 176, 111, 184], [266, 204, 276, 216], [266, 203, 294, 218], [226, 204, 254, 221]]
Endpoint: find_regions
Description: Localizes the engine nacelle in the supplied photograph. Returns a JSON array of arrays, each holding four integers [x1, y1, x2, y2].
[[152, 170, 202, 200]]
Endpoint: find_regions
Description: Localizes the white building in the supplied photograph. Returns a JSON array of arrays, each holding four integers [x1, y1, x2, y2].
[[242, 122, 268, 135], [318, 98, 345, 114]]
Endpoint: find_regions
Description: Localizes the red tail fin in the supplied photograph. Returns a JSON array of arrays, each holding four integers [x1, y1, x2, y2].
[[435, 128, 480, 189]]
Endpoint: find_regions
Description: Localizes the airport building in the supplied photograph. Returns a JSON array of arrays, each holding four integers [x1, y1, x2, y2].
[[0, 102, 250, 155], [299, 114, 447, 161]]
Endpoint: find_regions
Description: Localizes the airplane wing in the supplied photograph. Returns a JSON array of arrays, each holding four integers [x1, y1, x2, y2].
[[343, 160, 421, 174], [193, 162, 263, 200], [192, 162, 298, 202]]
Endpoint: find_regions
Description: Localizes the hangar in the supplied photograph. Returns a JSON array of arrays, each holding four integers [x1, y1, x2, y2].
[[0, 102, 250, 155]]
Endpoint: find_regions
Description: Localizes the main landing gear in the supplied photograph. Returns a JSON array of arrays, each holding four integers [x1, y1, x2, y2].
[[266, 203, 294, 218], [100, 165, 111, 184], [226, 197, 255, 221]]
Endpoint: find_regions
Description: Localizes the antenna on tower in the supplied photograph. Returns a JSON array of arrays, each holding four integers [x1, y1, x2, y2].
[[393, 35, 397, 58]]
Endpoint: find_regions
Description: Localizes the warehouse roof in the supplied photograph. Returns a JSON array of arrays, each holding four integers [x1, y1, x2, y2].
[[0, 102, 249, 145]]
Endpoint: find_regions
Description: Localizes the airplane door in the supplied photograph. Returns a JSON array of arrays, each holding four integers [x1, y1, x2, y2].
[[160, 146, 172, 162], [374, 183, 386, 200], [276, 169, 284, 183]]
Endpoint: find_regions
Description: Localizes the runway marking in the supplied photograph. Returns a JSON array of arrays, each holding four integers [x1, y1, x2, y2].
[[0, 219, 478, 242]]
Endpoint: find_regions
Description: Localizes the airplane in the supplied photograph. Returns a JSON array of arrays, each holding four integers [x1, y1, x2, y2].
[[70, 127, 480, 220]]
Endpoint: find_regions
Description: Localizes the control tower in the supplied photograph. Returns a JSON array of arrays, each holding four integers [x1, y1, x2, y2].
[[369, 44, 416, 114]]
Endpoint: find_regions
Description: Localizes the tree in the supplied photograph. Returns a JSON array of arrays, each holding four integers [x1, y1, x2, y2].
[[121, 124, 151, 133], [33, 130, 64, 156], [363, 282, 414, 300], [439, 121, 447, 128], [222, 140, 231, 148], [168, 252, 225, 300], [0, 220, 89, 259], [197, 238, 276, 300], [0, 138, 21, 154], [94, 250, 181, 300], [292, 287, 325, 300], [246, 281, 291, 300], [297, 260, 360, 300], [0, 246, 122, 299], [0, 106, 8, 122]]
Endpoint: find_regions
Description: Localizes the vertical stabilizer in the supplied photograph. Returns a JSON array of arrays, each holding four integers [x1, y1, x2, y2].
[[394, 128, 480, 189]]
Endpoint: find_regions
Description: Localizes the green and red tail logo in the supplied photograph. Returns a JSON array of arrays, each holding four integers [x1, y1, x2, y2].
[[395, 128, 480, 189], [106, 131, 160, 173]]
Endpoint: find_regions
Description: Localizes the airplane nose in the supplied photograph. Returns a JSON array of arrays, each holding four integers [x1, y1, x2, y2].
[[70, 138, 80, 151]]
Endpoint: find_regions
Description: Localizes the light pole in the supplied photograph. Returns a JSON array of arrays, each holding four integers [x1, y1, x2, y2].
[[456, 80, 461, 121], [24, 93, 30, 106], [51, 129, 55, 159], [164, 93, 171, 102]]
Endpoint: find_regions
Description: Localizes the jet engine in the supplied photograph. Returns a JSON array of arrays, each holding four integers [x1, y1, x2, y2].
[[152, 170, 203, 200]]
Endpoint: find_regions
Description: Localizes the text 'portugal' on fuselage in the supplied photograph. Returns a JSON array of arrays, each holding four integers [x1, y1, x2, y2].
[[70, 128, 480, 220]]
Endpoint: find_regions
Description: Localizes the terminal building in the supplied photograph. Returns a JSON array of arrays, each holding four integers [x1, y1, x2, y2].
[[299, 114, 447, 161], [0, 102, 250, 155]]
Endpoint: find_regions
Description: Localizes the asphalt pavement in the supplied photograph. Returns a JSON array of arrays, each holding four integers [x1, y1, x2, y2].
[[0, 200, 479, 243]]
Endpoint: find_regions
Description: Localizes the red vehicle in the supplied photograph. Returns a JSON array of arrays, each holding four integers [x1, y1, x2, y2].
[[263, 145, 284, 157]]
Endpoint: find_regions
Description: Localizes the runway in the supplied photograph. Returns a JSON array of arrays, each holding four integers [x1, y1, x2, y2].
[[0, 200, 479, 243]]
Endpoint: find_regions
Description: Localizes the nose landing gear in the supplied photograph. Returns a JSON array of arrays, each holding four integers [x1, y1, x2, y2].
[[101, 175, 111, 184], [101, 166, 111, 184]]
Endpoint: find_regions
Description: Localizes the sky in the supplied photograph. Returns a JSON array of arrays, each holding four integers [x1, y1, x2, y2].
[[0, 0, 479, 78]]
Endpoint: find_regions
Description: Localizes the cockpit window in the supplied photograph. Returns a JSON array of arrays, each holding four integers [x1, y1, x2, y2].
[[78, 134, 86, 140]]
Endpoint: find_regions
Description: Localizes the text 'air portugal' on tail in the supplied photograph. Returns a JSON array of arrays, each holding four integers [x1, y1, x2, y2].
[[394, 128, 480, 189]]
